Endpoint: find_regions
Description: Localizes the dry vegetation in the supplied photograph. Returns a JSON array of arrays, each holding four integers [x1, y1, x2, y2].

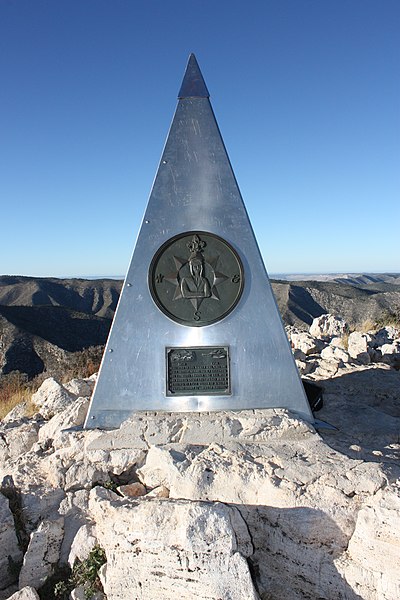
[[0, 346, 103, 420], [60, 345, 103, 383], [0, 371, 43, 420]]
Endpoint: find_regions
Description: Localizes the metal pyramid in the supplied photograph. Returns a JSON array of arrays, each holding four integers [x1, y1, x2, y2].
[[84, 54, 313, 428]]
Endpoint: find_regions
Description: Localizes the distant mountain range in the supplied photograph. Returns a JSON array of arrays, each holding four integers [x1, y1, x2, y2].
[[272, 273, 400, 286], [0, 274, 399, 379]]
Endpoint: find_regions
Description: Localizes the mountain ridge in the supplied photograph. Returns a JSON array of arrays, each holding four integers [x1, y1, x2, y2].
[[0, 274, 399, 379]]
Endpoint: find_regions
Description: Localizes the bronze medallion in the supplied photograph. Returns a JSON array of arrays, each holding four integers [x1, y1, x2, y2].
[[149, 231, 244, 326]]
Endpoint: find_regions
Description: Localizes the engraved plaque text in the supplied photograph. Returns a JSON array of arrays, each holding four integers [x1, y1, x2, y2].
[[166, 346, 230, 396]]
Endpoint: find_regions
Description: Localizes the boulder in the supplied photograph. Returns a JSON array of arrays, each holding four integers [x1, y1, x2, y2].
[[1, 360, 399, 600], [38, 397, 90, 443], [117, 482, 146, 499], [347, 331, 372, 364], [86, 408, 313, 450], [371, 326, 399, 347], [58, 490, 92, 564], [331, 336, 346, 348], [6, 588, 39, 600], [68, 524, 98, 568], [89, 486, 259, 600], [70, 586, 105, 600], [64, 377, 95, 398], [1, 402, 29, 424], [313, 357, 341, 378], [310, 314, 348, 339], [290, 332, 321, 355], [336, 485, 400, 600], [292, 348, 307, 361], [145, 485, 169, 498], [379, 341, 400, 366], [294, 359, 315, 376], [320, 345, 350, 363], [19, 518, 64, 589], [0, 492, 23, 590], [133, 408, 399, 600], [0, 423, 39, 463], [31, 378, 77, 419]]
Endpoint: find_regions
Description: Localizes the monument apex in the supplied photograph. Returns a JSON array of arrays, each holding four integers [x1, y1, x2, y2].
[[178, 53, 209, 98]]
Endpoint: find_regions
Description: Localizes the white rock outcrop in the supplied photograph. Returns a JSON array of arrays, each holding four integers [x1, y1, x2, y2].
[[89, 486, 259, 600], [19, 518, 64, 589], [320, 344, 350, 363], [6, 588, 39, 600], [348, 331, 372, 364], [0, 493, 23, 589], [0, 336, 399, 599], [336, 485, 400, 600], [68, 523, 98, 568], [309, 313, 348, 339], [38, 397, 89, 443], [0, 422, 39, 463], [290, 331, 321, 355], [64, 377, 95, 398], [31, 377, 77, 419]]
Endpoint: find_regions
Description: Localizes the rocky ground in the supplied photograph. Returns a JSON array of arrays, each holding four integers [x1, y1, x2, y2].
[[0, 314, 399, 600]]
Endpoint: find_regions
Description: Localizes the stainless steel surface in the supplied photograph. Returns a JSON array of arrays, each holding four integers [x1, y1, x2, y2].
[[84, 54, 313, 428], [178, 53, 209, 98]]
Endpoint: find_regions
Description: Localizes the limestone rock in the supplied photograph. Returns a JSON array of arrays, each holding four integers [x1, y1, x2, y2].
[[6, 588, 39, 600], [88, 408, 313, 451], [312, 357, 341, 378], [294, 358, 315, 376], [348, 331, 372, 364], [1, 402, 29, 424], [31, 378, 77, 419], [290, 331, 320, 355], [320, 345, 350, 363], [68, 524, 98, 568], [0, 436, 8, 467], [64, 377, 95, 398], [336, 485, 400, 600], [70, 585, 105, 600], [0, 492, 23, 590], [0, 422, 39, 463], [371, 326, 400, 347], [331, 336, 346, 348], [19, 518, 64, 589], [70, 587, 85, 600], [310, 314, 348, 339], [292, 348, 307, 361], [133, 407, 399, 600], [89, 486, 259, 600], [380, 341, 400, 365], [145, 485, 169, 498], [38, 397, 90, 444], [58, 490, 92, 564], [117, 482, 146, 498], [312, 364, 400, 463], [1, 353, 399, 599]]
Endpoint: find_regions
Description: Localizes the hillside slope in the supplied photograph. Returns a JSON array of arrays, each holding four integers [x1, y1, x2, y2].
[[0, 275, 399, 378], [0, 276, 122, 318], [272, 279, 400, 327]]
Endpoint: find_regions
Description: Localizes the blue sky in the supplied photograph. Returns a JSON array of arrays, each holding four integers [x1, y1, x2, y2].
[[0, 0, 399, 277]]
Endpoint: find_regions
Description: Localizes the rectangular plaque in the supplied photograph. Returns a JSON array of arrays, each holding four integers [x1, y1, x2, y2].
[[166, 346, 230, 396]]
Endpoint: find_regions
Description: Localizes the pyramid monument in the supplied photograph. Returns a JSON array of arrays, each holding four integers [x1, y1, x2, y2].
[[84, 54, 313, 428]]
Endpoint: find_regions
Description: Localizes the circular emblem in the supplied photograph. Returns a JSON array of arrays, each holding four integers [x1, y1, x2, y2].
[[149, 231, 244, 327]]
